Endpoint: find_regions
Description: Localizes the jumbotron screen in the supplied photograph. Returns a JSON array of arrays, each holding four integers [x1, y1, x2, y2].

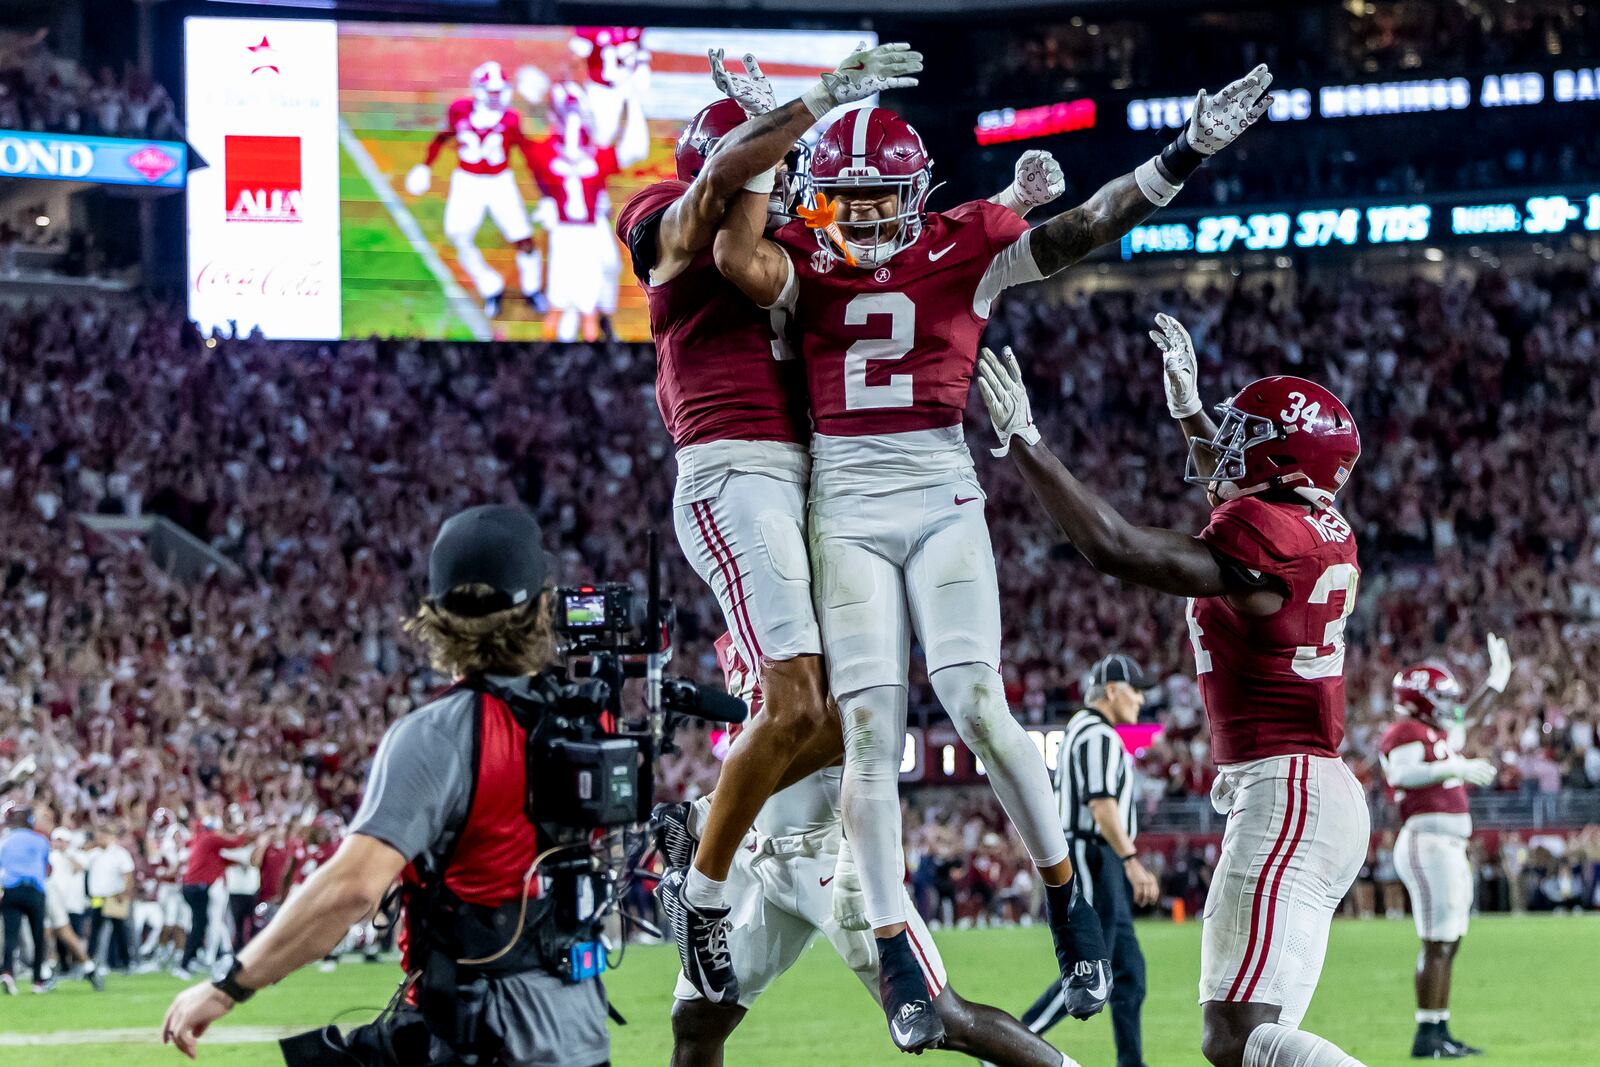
[[183, 18, 874, 342]]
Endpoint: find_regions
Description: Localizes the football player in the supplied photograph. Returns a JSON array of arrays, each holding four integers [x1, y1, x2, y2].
[[612, 43, 923, 1009], [526, 82, 647, 341], [406, 61, 544, 318], [666, 636, 1087, 1067], [974, 325, 1370, 1067], [147, 807, 191, 971], [1378, 638, 1512, 1059], [713, 68, 1273, 1052]]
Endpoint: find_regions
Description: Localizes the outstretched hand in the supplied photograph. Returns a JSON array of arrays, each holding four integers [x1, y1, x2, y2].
[[1148, 313, 1201, 419], [709, 48, 776, 117], [1186, 64, 1273, 156]]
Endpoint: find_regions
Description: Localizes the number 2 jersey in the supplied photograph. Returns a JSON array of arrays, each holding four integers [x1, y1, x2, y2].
[[1189, 496, 1361, 766], [768, 199, 1041, 442]]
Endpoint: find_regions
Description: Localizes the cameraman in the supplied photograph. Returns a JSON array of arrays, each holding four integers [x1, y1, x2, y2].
[[161, 504, 609, 1066]]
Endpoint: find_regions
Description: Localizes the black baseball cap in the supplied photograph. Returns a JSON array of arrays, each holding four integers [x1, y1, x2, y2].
[[1088, 653, 1145, 689], [427, 504, 547, 617]]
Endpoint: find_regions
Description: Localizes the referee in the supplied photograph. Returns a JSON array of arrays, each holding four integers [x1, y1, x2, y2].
[[1023, 654, 1159, 1067]]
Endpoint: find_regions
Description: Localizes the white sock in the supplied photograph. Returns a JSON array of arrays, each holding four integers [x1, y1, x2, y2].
[[683, 865, 726, 912], [687, 795, 712, 839], [515, 249, 542, 297], [931, 663, 1070, 869], [1416, 1009, 1448, 1024], [555, 307, 579, 342], [1243, 1023, 1366, 1067], [838, 684, 910, 929], [451, 237, 504, 298]]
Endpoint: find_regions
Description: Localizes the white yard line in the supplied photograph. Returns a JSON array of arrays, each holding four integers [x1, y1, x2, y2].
[[0, 1025, 301, 1046], [337, 120, 493, 341]]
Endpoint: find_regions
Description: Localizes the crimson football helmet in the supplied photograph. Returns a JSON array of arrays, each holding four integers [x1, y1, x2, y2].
[[808, 106, 933, 266], [1185, 376, 1360, 508], [675, 98, 747, 181], [471, 61, 512, 113], [1393, 663, 1463, 723]]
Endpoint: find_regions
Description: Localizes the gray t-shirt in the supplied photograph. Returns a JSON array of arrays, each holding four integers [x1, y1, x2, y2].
[[350, 676, 609, 1067]]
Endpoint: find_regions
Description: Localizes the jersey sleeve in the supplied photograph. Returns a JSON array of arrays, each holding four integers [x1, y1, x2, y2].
[[349, 699, 473, 862], [596, 145, 620, 178], [1379, 719, 1426, 756], [615, 180, 688, 281], [955, 200, 1045, 318], [1196, 497, 1310, 577]]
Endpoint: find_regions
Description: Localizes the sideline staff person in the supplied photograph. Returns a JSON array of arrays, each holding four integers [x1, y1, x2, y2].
[[1023, 654, 1158, 1067], [161, 504, 610, 1066]]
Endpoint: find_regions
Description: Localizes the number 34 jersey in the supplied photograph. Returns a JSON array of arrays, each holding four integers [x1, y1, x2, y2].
[[1187, 497, 1361, 766], [768, 199, 1042, 439]]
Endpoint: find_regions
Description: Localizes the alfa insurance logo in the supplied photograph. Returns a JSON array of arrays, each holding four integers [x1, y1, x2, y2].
[[224, 135, 302, 222]]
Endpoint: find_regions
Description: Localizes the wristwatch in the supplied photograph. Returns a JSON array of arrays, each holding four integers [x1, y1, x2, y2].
[[210, 955, 257, 1004]]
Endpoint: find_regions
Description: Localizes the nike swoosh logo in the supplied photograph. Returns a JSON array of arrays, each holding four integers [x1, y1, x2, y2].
[[819, 875, 835, 887], [890, 1019, 917, 1046], [954, 495, 978, 506], [928, 243, 957, 262], [1085, 970, 1109, 1000]]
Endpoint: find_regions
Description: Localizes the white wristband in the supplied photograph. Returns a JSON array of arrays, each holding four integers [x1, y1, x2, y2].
[[1135, 157, 1183, 207], [990, 424, 1040, 458], [743, 166, 777, 195], [990, 184, 1023, 215], [801, 82, 835, 121], [1169, 397, 1202, 420]]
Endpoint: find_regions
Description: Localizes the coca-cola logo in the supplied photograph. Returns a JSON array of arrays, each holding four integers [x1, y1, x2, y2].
[[193, 258, 328, 300], [128, 145, 177, 182]]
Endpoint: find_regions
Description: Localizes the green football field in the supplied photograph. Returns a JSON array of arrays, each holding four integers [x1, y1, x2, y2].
[[2, 916, 1592, 1065]]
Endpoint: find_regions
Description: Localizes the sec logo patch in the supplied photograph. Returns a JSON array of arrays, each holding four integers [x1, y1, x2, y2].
[[810, 250, 835, 274]]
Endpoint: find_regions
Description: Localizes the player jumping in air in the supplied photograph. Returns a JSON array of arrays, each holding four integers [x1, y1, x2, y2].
[[974, 315, 1370, 1067], [406, 61, 544, 319], [612, 43, 923, 1011], [665, 635, 1088, 1067], [714, 66, 1275, 1053], [1379, 637, 1512, 1059]]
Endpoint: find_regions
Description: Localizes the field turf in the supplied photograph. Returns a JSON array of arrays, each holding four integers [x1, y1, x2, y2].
[[2, 915, 1591, 1065]]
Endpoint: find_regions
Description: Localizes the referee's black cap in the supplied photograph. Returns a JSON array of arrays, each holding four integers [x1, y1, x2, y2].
[[427, 504, 547, 617], [1088, 653, 1146, 689]]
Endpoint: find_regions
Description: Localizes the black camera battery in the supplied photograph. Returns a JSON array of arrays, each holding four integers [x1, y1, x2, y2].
[[539, 738, 639, 827]]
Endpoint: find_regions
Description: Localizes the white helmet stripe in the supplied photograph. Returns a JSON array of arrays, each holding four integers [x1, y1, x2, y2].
[[849, 106, 873, 169]]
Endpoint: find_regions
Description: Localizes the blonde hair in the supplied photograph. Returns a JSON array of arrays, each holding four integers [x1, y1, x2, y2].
[[403, 585, 554, 678]]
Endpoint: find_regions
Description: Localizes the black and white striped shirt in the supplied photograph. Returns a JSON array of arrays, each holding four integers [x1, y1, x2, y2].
[[1058, 706, 1137, 843]]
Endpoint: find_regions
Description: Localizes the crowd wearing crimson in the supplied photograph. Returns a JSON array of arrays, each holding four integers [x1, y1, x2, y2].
[[3, 256, 1600, 963]]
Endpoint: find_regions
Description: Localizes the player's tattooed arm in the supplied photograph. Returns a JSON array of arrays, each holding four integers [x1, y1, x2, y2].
[[1026, 171, 1160, 276], [712, 192, 790, 308]]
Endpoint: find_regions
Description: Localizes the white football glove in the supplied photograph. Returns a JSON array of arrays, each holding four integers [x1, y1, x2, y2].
[[404, 163, 431, 197], [1185, 64, 1273, 156], [994, 149, 1065, 215], [1148, 313, 1202, 419], [831, 834, 870, 932], [1458, 758, 1497, 787], [975, 345, 1041, 458], [1485, 632, 1512, 694], [5, 753, 35, 783], [708, 48, 776, 118], [802, 42, 923, 119]]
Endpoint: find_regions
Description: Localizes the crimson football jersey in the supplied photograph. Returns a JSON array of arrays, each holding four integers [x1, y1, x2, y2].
[[1188, 496, 1361, 765], [441, 99, 526, 176], [771, 199, 1032, 437], [615, 181, 807, 448], [527, 138, 618, 223], [1378, 718, 1470, 820]]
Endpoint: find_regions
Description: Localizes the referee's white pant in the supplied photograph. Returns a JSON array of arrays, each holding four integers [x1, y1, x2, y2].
[[1022, 837, 1147, 1067]]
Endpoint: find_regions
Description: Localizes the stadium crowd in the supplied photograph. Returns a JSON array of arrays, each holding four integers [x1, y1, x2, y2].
[[3, 255, 1600, 975], [0, 28, 181, 140]]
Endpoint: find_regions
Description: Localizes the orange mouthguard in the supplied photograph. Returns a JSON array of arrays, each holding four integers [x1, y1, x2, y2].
[[795, 193, 858, 267]]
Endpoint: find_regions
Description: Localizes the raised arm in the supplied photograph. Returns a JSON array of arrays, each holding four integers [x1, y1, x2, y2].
[[990, 149, 1066, 220], [656, 44, 921, 279], [1460, 633, 1513, 732], [1027, 65, 1272, 277], [975, 346, 1256, 600]]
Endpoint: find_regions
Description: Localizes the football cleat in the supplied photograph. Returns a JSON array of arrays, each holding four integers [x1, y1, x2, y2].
[[525, 290, 550, 314], [484, 294, 502, 318], [651, 801, 698, 870], [1441, 1027, 1483, 1056], [876, 931, 944, 1054], [1411, 1024, 1477, 1059], [1045, 878, 1111, 1019], [656, 867, 739, 1005]]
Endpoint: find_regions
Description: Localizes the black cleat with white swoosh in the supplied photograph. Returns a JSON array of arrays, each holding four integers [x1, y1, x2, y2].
[[876, 930, 945, 1054], [651, 801, 698, 871], [1045, 876, 1112, 1019], [656, 867, 739, 1005]]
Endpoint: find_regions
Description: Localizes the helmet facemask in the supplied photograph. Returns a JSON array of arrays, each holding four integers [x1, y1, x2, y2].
[[811, 168, 930, 266], [1185, 402, 1281, 501]]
